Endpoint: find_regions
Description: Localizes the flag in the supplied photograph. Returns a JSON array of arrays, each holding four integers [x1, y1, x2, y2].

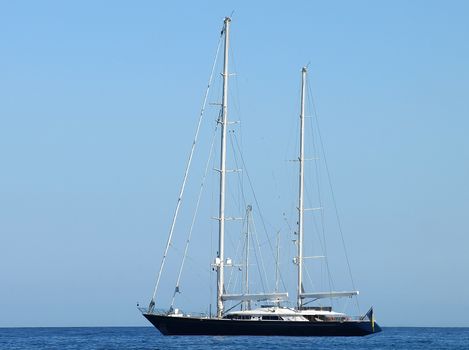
[[365, 307, 375, 333]]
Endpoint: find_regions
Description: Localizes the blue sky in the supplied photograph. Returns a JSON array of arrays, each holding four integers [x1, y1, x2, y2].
[[1, 1, 468, 327]]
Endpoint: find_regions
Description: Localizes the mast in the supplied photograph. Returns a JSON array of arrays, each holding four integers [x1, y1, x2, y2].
[[275, 231, 280, 295], [217, 16, 231, 318], [243, 205, 252, 311], [297, 67, 307, 309]]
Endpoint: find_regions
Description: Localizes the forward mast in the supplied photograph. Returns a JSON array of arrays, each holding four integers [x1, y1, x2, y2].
[[216, 16, 231, 319]]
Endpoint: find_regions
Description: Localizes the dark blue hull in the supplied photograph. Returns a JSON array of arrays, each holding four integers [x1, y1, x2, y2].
[[143, 313, 381, 336]]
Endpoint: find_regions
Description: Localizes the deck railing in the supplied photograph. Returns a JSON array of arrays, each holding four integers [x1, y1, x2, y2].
[[139, 306, 211, 318], [138, 306, 371, 322]]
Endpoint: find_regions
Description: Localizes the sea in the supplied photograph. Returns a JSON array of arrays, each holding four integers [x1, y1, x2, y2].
[[1, 327, 468, 349]]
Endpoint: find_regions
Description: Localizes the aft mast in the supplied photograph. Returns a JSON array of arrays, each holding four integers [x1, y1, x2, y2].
[[297, 67, 307, 309], [216, 16, 231, 319], [243, 205, 252, 311]]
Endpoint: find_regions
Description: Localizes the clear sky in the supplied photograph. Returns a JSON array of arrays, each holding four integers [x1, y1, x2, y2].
[[1, 1, 468, 327]]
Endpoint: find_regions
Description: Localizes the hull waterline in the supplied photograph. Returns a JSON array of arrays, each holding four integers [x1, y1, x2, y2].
[[143, 313, 381, 336]]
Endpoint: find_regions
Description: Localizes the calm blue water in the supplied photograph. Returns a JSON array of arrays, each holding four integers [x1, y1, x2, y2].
[[0, 327, 468, 349]]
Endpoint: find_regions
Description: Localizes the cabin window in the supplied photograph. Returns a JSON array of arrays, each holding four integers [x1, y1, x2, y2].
[[261, 316, 280, 320]]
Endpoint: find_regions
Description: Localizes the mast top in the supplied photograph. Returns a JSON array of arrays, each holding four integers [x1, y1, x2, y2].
[[221, 17, 231, 37]]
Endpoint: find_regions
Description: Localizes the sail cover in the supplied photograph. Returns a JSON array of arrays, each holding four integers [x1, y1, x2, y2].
[[221, 292, 288, 302], [300, 291, 359, 299]]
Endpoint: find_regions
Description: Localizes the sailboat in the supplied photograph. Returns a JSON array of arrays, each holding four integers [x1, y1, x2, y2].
[[141, 17, 381, 336]]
